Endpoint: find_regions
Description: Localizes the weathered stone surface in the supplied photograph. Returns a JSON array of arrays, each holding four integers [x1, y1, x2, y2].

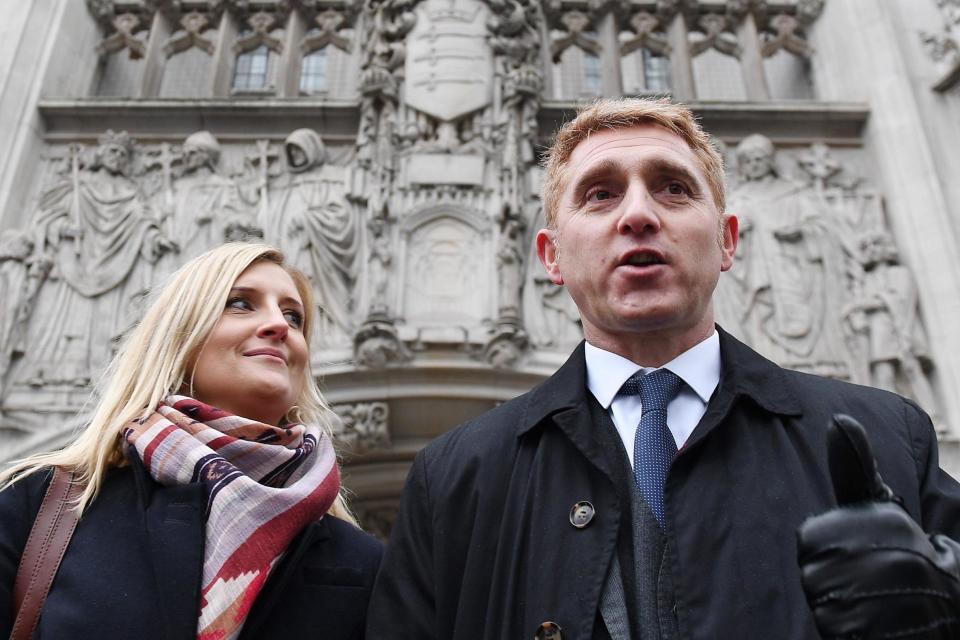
[[1, 0, 960, 496]]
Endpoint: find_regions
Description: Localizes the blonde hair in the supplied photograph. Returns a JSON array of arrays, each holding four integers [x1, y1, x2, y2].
[[541, 97, 727, 228], [0, 243, 355, 524]]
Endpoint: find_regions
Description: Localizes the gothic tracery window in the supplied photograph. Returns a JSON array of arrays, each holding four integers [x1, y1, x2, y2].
[[233, 43, 272, 92], [300, 47, 329, 94]]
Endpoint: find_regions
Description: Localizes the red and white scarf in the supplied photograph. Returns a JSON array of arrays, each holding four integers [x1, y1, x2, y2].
[[125, 395, 341, 640]]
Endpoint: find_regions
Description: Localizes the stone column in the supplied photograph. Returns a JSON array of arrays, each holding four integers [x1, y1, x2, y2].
[[735, 11, 770, 101], [210, 10, 240, 97], [598, 10, 622, 96], [278, 9, 308, 98], [665, 11, 694, 101], [138, 11, 174, 98]]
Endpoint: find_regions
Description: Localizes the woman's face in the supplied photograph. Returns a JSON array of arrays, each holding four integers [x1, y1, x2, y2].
[[190, 261, 309, 425]]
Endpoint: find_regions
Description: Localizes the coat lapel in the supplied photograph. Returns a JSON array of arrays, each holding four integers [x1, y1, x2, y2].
[[519, 342, 623, 486], [130, 454, 207, 639], [239, 520, 323, 639]]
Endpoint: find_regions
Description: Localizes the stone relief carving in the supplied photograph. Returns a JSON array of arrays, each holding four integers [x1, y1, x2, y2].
[[714, 134, 942, 419], [7, 131, 174, 393], [620, 11, 671, 57], [844, 230, 942, 427], [921, 0, 960, 90], [690, 14, 741, 58], [95, 12, 150, 59], [164, 11, 217, 57], [268, 129, 359, 348], [366, 215, 393, 318], [154, 131, 251, 277], [331, 401, 391, 454], [717, 133, 850, 378], [522, 209, 582, 350], [0, 231, 45, 399]]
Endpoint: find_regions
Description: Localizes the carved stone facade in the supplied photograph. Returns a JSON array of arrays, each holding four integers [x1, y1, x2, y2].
[[2, 0, 960, 538]]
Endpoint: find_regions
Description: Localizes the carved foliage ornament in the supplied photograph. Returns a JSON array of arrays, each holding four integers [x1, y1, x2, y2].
[[487, 0, 543, 67], [331, 401, 391, 454], [621, 11, 671, 57], [164, 11, 217, 57], [690, 13, 741, 58], [551, 10, 601, 61], [301, 8, 352, 53], [96, 13, 149, 59], [233, 11, 284, 54], [760, 13, 812, 59]]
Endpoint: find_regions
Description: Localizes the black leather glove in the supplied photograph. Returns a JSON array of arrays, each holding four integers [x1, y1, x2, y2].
[[797, 414, 960, 639]]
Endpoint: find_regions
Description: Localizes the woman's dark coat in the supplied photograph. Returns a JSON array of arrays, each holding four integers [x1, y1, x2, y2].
[[0, 454, 382, 639], [367, 329, 960, 639]]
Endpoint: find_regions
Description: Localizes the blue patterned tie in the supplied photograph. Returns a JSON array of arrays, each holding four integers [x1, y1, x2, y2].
[[619, 369, 683, 528]]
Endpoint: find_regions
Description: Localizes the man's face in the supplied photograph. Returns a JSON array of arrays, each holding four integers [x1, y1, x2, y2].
[[183, 145, 210, 172], [536, 124, 737, 352], [738, 147, 773, 181], [288, 144, 308, 169], [100, 144, 129, 174]]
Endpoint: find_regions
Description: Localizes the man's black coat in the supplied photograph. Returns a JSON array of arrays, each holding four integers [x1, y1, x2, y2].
[[0, 454, 382, 639], [367, 328, 960, 639]]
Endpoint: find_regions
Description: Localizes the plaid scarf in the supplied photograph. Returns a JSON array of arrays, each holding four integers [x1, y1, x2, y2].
[[124, 395, 341, 640]]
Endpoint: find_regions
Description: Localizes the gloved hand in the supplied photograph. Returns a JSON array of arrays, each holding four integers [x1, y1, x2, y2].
[[797, 414, 960, 639]]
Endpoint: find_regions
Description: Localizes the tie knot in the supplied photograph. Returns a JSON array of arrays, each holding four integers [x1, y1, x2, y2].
[[619, 368, 683, 411]]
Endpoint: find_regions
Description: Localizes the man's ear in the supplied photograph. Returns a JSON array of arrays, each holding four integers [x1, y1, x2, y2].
[[535, 228, 564, 285], [720, 213, 738, 272]]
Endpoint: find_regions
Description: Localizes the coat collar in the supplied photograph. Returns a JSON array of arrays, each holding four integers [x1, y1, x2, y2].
[[714, 326, 802, 417], [516, 327, 802, 439], [518, 342, 590, 438]]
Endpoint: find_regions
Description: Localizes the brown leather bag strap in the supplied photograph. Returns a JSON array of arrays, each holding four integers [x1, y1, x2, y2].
[[9, 467, 83, 640]]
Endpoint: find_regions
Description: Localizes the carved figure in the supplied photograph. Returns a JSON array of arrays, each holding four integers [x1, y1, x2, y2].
[[0, 231, 41, 392], [496, 216, 525, 322], [163, 131, 250, 269], [522, 209, 581, 348], [719, 134, 849, 376], [845, 231, 940, 420], [270, 129, 359, 346], [16, 131, 172, 387], [367, 217, 392, 317]]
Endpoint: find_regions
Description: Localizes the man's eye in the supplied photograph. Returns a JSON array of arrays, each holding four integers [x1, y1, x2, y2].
[[587, 189, 614, 202], [666, 182, 688, 195]]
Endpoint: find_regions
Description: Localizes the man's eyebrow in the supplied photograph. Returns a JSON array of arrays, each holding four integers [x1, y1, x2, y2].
[[642, 158, 705, 190], [228, 286, 304, 309], [568, 158, 622, 199], [568, 156, 707, 200]]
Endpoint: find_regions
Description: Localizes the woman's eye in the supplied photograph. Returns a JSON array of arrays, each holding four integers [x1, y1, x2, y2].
[[226, 297, 251, 310], [284, 310, 304, 328]]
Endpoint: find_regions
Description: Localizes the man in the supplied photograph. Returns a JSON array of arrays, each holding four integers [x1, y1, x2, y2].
[[366, 98, 960, 639]]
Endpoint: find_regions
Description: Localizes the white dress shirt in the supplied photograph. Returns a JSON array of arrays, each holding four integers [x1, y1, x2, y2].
[[585, 331, 721, 467]]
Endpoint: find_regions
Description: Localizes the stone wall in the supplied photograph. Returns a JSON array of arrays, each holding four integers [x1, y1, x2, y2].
[[1, 0, 959, 534]]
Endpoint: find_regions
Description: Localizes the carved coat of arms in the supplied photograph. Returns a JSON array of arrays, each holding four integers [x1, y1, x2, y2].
[[405, 0, 494, 122]]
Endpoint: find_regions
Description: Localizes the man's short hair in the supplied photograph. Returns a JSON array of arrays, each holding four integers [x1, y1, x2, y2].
[[541, 97, 727, 228]]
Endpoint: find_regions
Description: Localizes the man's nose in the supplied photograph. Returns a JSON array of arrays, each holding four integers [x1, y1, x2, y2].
[[617, 185, 662, 235]]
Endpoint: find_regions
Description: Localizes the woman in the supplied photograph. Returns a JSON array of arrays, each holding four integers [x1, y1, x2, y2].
[[0, 243, 381, 639]]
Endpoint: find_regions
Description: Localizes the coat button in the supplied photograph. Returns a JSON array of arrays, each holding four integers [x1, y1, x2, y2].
[[569, 501, 595, 528], [534, 621, 563, 639]]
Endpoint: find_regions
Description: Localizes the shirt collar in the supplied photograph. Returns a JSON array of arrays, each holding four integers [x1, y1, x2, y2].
[[585, 331, 721, 408]]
